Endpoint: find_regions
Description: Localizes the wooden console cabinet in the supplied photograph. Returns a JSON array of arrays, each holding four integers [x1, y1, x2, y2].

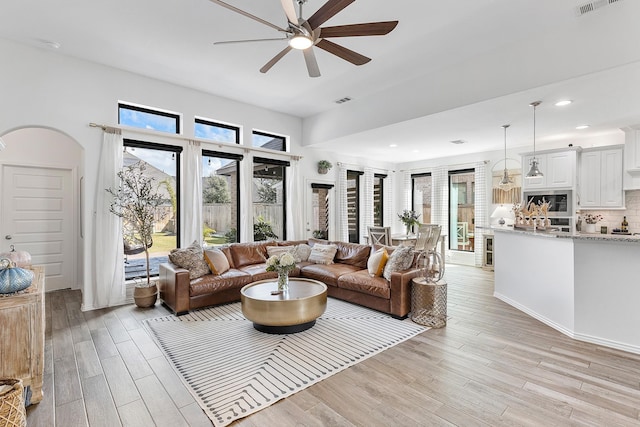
[[0, 266, 45, 404]]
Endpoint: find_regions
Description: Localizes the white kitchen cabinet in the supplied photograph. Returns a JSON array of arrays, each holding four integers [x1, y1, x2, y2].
[[579, 146, 623, 208], [522, 150, 576, 190]]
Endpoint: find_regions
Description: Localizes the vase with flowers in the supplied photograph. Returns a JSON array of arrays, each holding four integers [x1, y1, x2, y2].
[[398, 209, 421, 236], [266, 252, 296, 292], [583, 213, 603, 233]]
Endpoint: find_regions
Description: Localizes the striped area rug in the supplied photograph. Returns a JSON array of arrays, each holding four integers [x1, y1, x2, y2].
[[145, 298, 426, 427]]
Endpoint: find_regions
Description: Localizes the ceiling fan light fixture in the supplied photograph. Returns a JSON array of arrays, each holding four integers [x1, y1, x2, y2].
[[289, 34, 313, 50]]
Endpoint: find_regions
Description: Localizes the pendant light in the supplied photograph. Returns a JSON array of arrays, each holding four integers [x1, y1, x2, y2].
[[526, 101, 543, 179], [498, 124, 515, 190]]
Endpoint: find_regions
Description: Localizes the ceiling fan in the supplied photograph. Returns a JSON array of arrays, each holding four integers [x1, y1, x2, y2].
[[209, 0, 398, 77]]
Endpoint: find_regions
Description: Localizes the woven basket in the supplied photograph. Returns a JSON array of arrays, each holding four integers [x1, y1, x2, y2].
[[0, 379, 26, 427], [134, 284, 158, 308]]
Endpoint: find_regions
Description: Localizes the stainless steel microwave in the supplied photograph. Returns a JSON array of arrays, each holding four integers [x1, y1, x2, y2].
[[522, 190, 572, 216]]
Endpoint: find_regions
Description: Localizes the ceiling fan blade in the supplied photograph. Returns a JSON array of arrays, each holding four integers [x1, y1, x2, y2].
[[280, 0, 298, 24], [260, 46, 293, 73], [303, 48, 321, 78], [319, 21, 398, 38], [214, 38, 288, 46], [208, 0, 288, 33], [316, 39, 370, 65], [307, 0, 355, 30]]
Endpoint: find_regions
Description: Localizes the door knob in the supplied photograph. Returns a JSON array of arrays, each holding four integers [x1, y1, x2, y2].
[[4, 235, 12, 240]]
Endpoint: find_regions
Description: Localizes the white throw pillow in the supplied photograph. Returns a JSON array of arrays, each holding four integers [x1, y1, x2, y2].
[[292, 244, 312, 262], [367, 247, 389, 277], [382, 246, 414, 281], [308, 243, 338, 265], [266, 246, 294, 258]]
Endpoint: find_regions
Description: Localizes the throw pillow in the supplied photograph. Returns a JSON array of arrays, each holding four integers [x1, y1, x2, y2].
[[292, 243, 312, 262], [308, 243, 338, 265], [169, 240, 210, 279], [367, 247, 389, 277], [383, 246, 414, 281], [204, 249, 230, 275], [266, 246, 294, 258]]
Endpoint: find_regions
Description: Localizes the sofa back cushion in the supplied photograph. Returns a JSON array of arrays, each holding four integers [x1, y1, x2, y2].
[[332, 241, 371, 269], [229, 242, 269, 268]]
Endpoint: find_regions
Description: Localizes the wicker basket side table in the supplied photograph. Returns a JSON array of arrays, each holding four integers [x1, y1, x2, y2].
[[411, 277, 447, 328]]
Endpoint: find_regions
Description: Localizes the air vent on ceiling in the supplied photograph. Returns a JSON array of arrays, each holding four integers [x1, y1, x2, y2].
[[575, 0, 622, 16], [334, 96, 352, 104], [450, 139, 466, 145]]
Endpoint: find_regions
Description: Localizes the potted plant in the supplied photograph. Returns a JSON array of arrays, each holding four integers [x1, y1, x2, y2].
[[107, 161, 167, 307], [317, 160, 332, 174], [583, 213, 603, 234], [398, 209, 421, 235]]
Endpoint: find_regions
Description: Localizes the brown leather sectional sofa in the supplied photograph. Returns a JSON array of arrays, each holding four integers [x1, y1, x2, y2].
[[158, 239, 420, 319]]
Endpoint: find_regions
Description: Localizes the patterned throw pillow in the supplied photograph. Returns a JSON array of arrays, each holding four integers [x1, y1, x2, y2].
[[169, 240, 210, 279], [308, 243, 338, 265], [367, 247, 389, 277], [292, 244, 312, 262], [204, 249, 230, 275], [382, 246, 414, 281]]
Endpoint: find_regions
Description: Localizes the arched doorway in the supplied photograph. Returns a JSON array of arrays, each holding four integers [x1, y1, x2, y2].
[[0, 127, 83, 291]]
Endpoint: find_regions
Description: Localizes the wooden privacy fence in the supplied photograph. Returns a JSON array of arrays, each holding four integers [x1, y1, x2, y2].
[[202, 203, 283, 236]]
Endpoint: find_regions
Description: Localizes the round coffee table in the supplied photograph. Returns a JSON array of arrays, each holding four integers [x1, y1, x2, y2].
[[240, 278, 327, 334]]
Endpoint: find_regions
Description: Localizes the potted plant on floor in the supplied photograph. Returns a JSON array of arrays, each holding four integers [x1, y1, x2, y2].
[[107, 161, 167, 308]]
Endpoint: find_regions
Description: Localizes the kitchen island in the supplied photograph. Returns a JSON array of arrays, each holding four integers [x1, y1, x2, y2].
[[494, 228, 640, 354]]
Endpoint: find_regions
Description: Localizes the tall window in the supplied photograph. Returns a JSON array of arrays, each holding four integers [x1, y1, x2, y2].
[[412, 173, 432, 224], [118, 103, 180, 134], [347, 170, 362, 243], [122, 140, 181, 280], [195, 118, 239, 144], [202, 151, 242, 245], [253, 157, 289, 241], [374, 174, 386, 227], [449, 169, 475, 252], [311, 184, 333, 240], [252, 131, 286, 151]]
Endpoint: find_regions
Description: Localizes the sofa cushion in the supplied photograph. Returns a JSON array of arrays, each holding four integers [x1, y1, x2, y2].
[[367, 247, 389, 277], [308, 243, 338, 265], [169, 240, 210, 279], [229, 242, 269, 268], [383, 246, 414, 281], [189, 269, 253, 297], [204, 249, 230, 275], [300, 263, 360, 286], [338, 270, 391, 299], [332, 241, 371, 269], [266, 245, 293, 257]]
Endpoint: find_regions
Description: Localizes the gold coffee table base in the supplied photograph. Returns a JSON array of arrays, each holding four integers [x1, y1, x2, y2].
[[240, 278, 327, 334]]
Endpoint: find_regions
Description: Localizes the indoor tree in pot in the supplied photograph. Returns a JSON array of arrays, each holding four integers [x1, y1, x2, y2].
[[107, 161, 167, 307]]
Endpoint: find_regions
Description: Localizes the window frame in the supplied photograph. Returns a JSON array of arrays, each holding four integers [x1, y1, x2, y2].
[[347, 170, 363, 244], [253, 157, 290, 241], [374, 173, 386, 227], [252, 130, 287, 152], [118, 102, 181, 134], [448, 168, 475, 252], [195, 118, 240, 144]]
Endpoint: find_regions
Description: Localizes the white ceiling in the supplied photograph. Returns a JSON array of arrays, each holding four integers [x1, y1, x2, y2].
[[3, 0, 640, 163]]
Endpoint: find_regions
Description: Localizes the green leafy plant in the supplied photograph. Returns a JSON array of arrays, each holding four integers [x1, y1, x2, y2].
[[224, 228, 237, 243], [318, 160, 332, 170], [107, 161, 167, 284], [254, 216, 278, 241], [398, 209, 421, 232]]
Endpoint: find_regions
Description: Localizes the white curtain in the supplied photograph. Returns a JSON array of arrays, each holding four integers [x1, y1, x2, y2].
[[362, 167, 374, 242], [84, 130, 125, 311], [286, 158, 303, 240], [241, 153, 254, 242], [336, 164, 349, 242], [384, 172, 394, 228], [432, 166, 449, 252], [474, 161, 489, 266], [183, 140, 202, 247]]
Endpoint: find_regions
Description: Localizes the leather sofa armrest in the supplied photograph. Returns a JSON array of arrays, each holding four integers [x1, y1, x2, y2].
[[159, 262, 191, 315], [389, 267, 422, 318]]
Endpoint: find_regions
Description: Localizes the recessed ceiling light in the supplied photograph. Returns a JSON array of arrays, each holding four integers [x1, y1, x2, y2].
[[555, 100, 572, 106], [450, 139, 466, 145], [576, 125, 590, 130], [389, 144, 398, 148]]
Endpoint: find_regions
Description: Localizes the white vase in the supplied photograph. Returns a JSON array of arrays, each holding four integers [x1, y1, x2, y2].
[[584, 223, 597, 233]]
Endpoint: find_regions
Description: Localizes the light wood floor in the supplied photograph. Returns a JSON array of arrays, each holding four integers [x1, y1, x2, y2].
[[27, 265, 640, 426]]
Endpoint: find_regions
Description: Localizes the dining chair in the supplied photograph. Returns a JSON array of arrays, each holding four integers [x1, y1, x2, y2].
[[367, 226, 391, 246], [414, 223, 445, 281]]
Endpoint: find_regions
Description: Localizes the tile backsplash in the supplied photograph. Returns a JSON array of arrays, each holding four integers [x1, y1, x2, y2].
[[579, 190, 640, 234]]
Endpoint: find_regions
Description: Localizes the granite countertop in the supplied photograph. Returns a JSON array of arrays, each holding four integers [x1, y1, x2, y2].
[[493, 226, 640, 243]]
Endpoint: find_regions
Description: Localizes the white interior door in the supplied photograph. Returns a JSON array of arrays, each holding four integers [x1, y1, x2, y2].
[[1, 165, 75, 291]]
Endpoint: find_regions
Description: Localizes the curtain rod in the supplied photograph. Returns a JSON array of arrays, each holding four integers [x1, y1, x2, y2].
[[89, 122, 302, 161], [400, 159, 489, 173]]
